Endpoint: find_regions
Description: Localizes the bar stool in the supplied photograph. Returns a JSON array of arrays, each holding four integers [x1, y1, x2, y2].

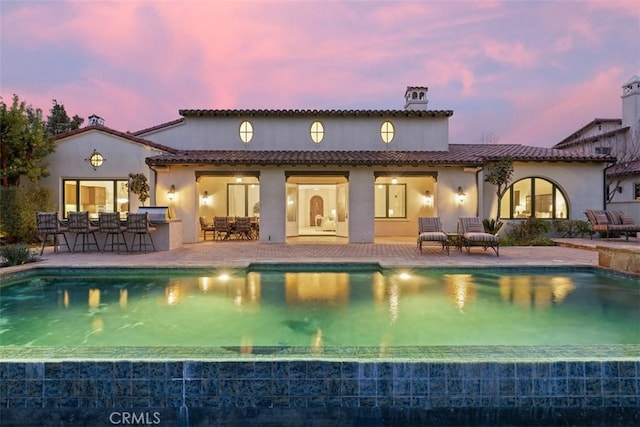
[[125, 212, 156, 253], [67, 211, 101, 253], [36, 212, 70, 255], [99, 212, 128, 253]]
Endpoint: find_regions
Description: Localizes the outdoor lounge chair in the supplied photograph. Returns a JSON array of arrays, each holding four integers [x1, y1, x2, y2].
[[584, 209, 640, 241], [417, 217, 449, 254], [36, 212, 70, 255], [457, 217, 499, 257]]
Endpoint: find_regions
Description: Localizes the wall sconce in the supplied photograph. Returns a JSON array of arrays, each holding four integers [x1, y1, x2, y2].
[[422, 191, 433, 207], [456, 186, 466, 204], [167, 184, 176, 201], [201, 190, 210, 205], [391, 177, 398, 185], [236, 177, 243, 183], [85, 149, 105, 170]]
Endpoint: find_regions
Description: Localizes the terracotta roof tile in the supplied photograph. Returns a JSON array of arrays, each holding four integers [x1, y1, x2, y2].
[[178, 108, 454, 118], [54, 125, 180, 154], [131, 118, 185, 136], [146, 144, 614, 167]]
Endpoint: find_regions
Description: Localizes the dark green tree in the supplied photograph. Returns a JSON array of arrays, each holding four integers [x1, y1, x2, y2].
[[0, 95, 56, 186], [484, 157, 514, 223], [45, 99, 84, 136]]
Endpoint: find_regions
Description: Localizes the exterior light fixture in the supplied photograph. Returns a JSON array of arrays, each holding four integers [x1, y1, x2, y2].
[[456, 186, 466, 204], [391, 177, 398, 185], [168, 184, 176, 201], [86, 149, 105, 170], [236, 177, 243, 183], [201, 190, 210, 205], [423, 190, 433, 207]]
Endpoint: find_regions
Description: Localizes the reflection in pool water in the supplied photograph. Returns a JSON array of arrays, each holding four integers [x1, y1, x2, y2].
[[1, 268, 638, 349]]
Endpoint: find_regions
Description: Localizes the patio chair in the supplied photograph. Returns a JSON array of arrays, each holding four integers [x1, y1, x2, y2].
[[417, 217, 449, 255], [584, 209, 640, 241], [36, 212, 70, 255], [199, 216, 216, 240], [99, 212, 128, 253], [214, 216, 232, 240], [457, 217, 499, 257], [234, 216, 252, 240], [67, 211, 101, 253], [125, 212, 156, 253]]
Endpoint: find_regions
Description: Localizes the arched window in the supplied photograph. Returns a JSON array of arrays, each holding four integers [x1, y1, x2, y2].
[[499, 177, 568, 219]]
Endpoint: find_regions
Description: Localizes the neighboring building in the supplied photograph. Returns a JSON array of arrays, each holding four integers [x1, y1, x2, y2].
[[42, 86, 614, 246], [553, 75, 640, 219]]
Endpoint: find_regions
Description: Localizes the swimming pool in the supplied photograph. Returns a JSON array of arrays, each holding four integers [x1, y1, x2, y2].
[[1, 265, 638, 350], [1, 266, 638, 427]]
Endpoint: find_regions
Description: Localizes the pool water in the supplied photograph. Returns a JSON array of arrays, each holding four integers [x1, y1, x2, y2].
[[1, 267, 638, 348]]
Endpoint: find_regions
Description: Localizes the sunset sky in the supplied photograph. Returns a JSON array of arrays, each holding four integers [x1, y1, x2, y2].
[[1, 0, 638, 147]]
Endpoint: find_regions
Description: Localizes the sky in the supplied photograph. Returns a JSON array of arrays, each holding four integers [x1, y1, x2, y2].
[[1, 0, 639, 147]]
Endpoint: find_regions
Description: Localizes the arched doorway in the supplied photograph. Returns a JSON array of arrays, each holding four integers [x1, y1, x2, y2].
[[310, 195, 324, 227]]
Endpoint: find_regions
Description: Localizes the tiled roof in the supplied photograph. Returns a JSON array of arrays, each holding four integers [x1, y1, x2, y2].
[[54, 125, 181, 154], [607, 159, 640, 177], [131, 118, 185, 136], [178, 109, 454, 118], [553, 119, 624, 149], [145, 144, 614, 167]]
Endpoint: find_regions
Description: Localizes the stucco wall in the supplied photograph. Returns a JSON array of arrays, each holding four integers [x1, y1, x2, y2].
[[40, 131, 161, 213], [141, 115, 449, 151]]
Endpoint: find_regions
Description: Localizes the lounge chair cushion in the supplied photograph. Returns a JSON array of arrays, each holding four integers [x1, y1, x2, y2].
[[463, 232, 499, 242], [619, 212, 636, 225], [605, 210, 622, 225], [464, 222, 485, 233], [593, 212, 609, 225], [419, 232, 448, 242]]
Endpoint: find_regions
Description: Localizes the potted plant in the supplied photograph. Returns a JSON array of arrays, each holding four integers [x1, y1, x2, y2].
[[128, 173, 150, 206]]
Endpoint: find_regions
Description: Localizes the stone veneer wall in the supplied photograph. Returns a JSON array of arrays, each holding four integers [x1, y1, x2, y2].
[[1, 360, 638, 426], [598, 245, 640, 275]]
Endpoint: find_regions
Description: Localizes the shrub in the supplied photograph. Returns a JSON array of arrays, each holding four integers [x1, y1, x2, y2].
[[504, 217, 552, 246], [0, 243, 38, 267], [553, 219, 592, 238], [482, 218, 504, 234], [0, 186, 54, 243]]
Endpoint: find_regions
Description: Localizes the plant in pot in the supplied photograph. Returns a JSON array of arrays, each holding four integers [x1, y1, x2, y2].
[[127, 173, 150, 206]]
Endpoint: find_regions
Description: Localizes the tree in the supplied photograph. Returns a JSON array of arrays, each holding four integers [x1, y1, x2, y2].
[[484, 157, 514, 223], [45, 99, 84, 136], [606, 128, 640, 202], [128, 173, 150, 205], [0, 95, 56, 186]]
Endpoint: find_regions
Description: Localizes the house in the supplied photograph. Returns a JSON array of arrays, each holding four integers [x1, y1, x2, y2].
[[41, 86, 614, 247], [553, 75, 640, 219]]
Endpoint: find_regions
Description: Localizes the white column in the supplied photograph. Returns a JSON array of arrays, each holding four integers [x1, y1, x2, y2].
[[348, 169, 375, 243], [259, 170, 286, 243]]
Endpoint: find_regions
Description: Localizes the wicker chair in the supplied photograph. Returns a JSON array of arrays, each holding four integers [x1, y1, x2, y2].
[[417, 217, 449, 255], [67, 211, 101, 253], [214, 216, 232, 240], [36, 212, 70, 255], [125, 213, 156, 252], [234, 217, 252, 240], [99, 212, 128, 252], [199, 216, 216, 240]]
